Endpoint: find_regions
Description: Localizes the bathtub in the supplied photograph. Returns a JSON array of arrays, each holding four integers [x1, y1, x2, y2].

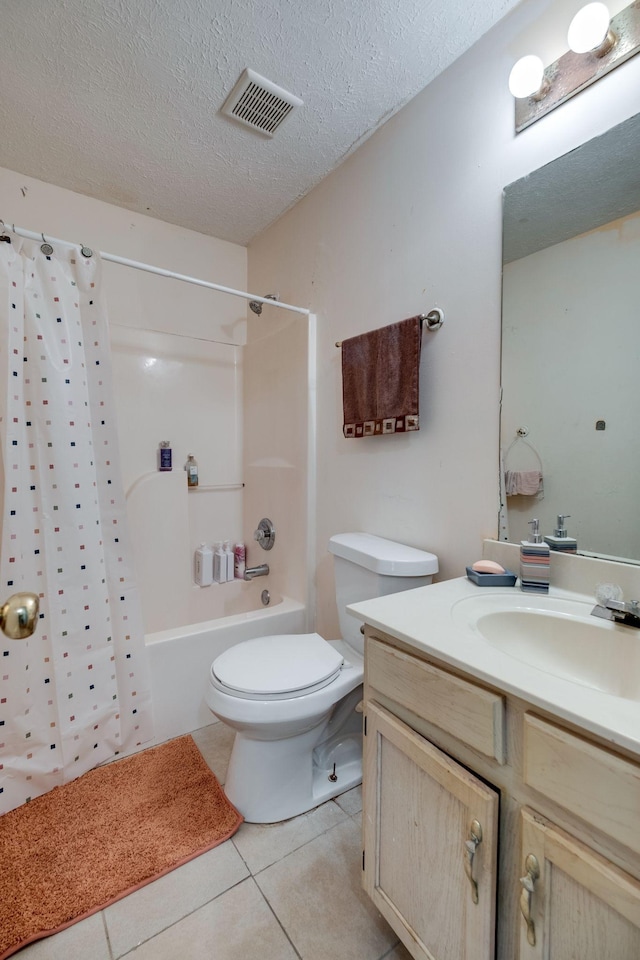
[[146, 595, 307, 743]]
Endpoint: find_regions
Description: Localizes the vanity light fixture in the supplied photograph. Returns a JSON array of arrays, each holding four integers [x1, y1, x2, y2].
[[567, 2, 615, 54], [508, 55, 548, 98], [510, 1, 640, 133]]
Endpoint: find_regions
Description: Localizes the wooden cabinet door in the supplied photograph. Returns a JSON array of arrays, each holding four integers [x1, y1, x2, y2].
[[363, 701, 498, 960], [519, 808, 640, 960]]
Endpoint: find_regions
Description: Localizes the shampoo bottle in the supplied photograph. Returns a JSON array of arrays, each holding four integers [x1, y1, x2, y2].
[[185, 454, 199, 488], [213, 541, 226, 583], [520, 518, 550, 593], [194, 543, 213, 586], [158, 440, 172, 471]]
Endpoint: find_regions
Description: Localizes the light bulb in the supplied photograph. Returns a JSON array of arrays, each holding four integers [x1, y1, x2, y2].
[[508, 56, 545, 99], [567, 3, 611, 53]]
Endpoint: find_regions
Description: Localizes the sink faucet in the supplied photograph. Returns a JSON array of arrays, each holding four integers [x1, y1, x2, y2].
[[591, 597, 640, 628], [244, 563, 269, 581]]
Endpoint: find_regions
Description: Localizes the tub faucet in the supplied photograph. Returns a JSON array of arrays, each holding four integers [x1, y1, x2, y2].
[[244, 563, 269, 581]]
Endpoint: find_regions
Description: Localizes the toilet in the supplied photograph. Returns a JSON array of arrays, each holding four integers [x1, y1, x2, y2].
[[205, 532, 438, 823]]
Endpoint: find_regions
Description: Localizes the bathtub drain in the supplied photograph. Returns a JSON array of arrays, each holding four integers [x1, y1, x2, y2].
[[261, 589, 271, 606]]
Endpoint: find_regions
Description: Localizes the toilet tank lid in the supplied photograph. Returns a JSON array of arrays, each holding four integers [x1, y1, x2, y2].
[[328, 533, 438, 576]]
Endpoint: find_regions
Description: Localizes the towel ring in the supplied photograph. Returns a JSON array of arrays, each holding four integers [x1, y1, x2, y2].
[[504, 435, 544, 474], [503, 429, 544, 499]]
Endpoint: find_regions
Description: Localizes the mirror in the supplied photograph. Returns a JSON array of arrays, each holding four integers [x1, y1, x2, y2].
[[501, 112, 640, 564]]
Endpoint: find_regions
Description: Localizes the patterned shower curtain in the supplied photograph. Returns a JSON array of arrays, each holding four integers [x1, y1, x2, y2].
[[0, 236, 154, 815]]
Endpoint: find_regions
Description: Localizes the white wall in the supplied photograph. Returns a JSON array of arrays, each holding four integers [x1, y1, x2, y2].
[[247, 0, 640, 638], [0, 168, 248, 632]]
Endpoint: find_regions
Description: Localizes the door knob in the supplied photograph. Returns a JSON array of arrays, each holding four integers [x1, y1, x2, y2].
[[0, 592, 39, 639]]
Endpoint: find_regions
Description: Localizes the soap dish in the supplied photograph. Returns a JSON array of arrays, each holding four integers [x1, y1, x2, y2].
[[466, 567, 517, 587]]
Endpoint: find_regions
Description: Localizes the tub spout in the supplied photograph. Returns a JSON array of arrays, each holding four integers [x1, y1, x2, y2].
[[244, 564, 269, 581]]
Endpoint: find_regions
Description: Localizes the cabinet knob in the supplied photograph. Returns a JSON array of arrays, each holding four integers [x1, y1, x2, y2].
[[519, 853, 540, 946], [463, 819, 483, 904]]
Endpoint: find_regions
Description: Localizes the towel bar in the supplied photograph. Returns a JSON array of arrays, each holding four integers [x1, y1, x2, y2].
[[335, 308, 444, 347]]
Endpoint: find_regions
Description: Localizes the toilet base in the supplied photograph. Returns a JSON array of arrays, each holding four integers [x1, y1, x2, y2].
[[223, 688, 363, 823]]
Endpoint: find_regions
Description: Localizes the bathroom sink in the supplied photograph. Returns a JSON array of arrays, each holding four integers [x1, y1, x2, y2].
[[452, 593, 640, 701]]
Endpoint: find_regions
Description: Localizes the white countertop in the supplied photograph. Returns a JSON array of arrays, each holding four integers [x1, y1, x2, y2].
[[348, 576, 640, 759]]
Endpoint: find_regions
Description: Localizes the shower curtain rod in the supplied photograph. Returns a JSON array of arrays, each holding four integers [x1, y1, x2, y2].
[[4, 223, 310, 317]]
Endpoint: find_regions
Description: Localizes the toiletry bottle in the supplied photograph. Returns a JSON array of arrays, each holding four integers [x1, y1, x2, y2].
[[213, 541, 226, 583], [158, 441, 172, 471], [185, 454, 198, 488], [194, 543, 213, 586], [544, 514, 577, 553], [234, 542, 246, 580], [520, 518, 550, 593], [224, 541, 234, 581]]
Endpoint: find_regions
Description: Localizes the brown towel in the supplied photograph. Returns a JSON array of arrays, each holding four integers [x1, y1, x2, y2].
[[342, 316, 422, 438]]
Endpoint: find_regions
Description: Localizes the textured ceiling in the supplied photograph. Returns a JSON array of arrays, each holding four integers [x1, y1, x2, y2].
[[503, 111, 640, 262], [0, 0, 522, 245]]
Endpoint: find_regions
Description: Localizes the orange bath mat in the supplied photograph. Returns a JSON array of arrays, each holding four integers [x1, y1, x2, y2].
[[0, 734, 242, 959]]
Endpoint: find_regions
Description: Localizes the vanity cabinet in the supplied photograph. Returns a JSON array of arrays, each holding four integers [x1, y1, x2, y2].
[[363, 701, 498, 960], [518, 808, 640, 959], [362, 630, 640, 960]]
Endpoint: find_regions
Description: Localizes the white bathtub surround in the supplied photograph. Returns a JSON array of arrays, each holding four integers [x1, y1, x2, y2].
[[0, 239, 153, 814], [114, 324, 244, 635]]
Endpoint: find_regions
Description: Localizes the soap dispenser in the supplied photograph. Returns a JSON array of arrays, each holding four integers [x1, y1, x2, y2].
[[520, 518, 550, 593], [544, 514, 577, 553]]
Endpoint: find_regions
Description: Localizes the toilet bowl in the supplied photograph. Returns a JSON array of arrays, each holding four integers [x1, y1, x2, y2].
[[206, 532, 438, 823]]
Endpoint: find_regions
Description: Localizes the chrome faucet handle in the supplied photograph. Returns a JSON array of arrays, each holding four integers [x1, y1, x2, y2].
[[253, 518, 275, 551], [605, 598, 640, 616], [592, 585, 640, 628]]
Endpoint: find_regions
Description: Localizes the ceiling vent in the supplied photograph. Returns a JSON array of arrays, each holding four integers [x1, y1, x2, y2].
[[221, 69, 303, 137]]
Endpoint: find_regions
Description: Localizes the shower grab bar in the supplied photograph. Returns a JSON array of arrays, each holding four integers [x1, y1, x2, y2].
[[125, 471, 244, 500]]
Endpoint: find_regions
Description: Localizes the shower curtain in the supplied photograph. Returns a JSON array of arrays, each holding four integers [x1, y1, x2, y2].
[[0, 236, 153, 815]]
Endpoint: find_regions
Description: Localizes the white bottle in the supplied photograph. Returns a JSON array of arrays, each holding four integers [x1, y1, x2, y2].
[[223, 540, 234, 582], [213, 541, 226, 583], [194, 543, 213, 586]]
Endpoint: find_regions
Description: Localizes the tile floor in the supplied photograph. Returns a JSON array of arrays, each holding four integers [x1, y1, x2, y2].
[[16, 723, 412, 960]]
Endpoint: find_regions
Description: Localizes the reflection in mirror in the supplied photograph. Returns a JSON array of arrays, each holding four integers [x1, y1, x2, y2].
[[501, 112, 640, 564]]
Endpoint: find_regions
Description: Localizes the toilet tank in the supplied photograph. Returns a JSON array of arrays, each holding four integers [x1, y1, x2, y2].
[[328, 533, 439, 653]]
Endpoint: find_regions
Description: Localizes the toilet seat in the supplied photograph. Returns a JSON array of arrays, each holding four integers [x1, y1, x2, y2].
[[211, 633, 345, 701]]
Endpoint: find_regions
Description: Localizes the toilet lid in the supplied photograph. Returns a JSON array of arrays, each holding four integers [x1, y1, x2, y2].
[[212, 633, 344, 697]]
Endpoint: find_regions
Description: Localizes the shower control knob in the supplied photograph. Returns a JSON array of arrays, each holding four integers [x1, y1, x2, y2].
[[254, 518, 276, 551]]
